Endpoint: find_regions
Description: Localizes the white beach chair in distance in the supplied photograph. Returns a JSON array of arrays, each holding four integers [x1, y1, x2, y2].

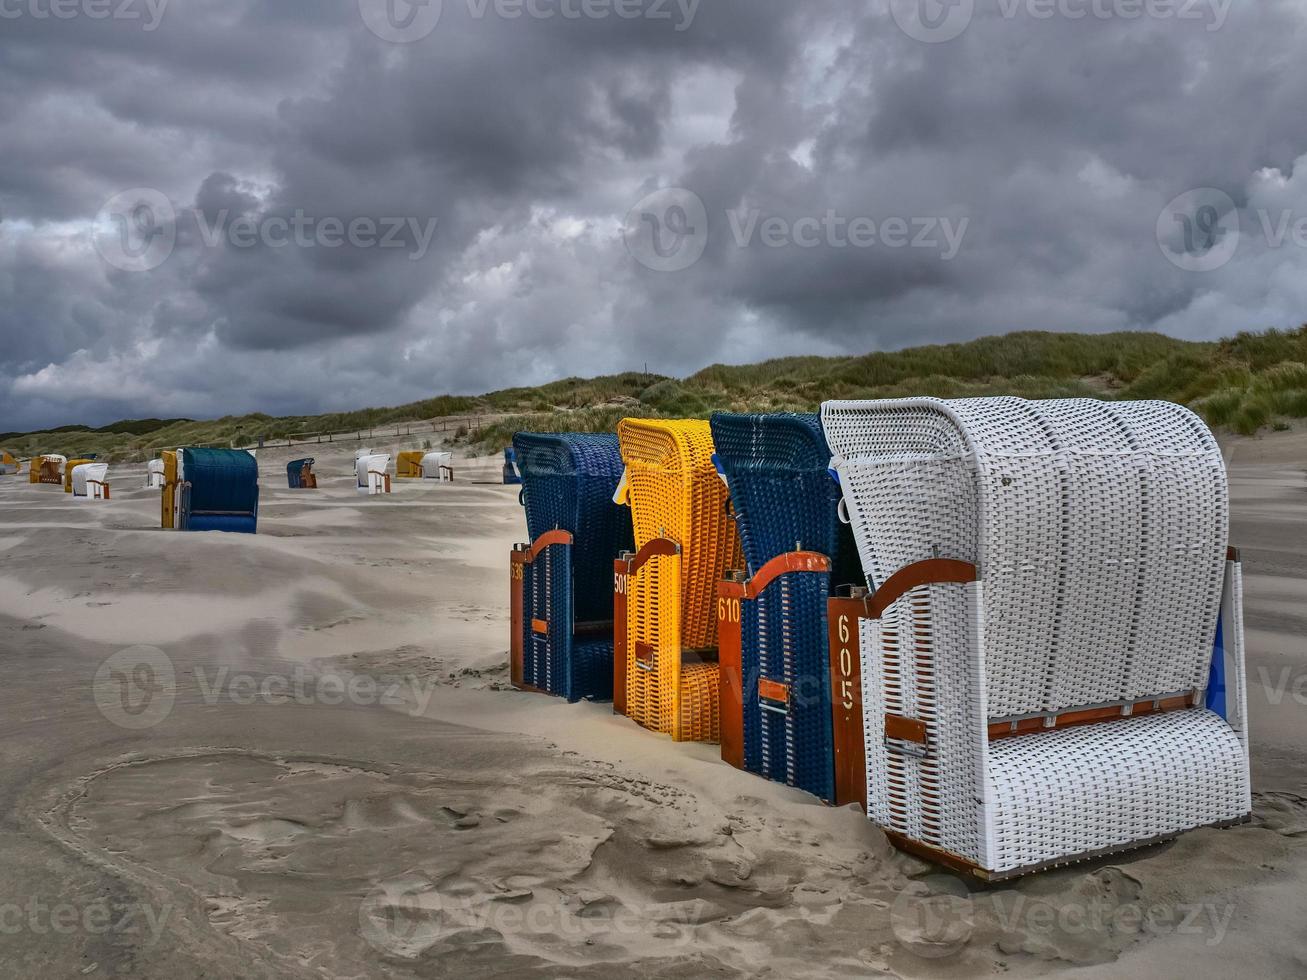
[[420, 451, 454, 481], [72, 462, 111, 500], [356, 453, 392, 495], [822, 396, 1251, 880], [146, 458, 166, 489]]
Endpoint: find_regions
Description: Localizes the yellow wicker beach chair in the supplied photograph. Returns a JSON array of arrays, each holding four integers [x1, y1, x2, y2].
[[614, 418, 742, 742], [64, 459, 93, 493], [396, 451, 424, 479]]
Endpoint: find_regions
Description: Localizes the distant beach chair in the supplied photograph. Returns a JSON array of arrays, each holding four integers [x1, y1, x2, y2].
[[420, 451, 453, 481], [822, 396, 1252, 880], [502, 447, 522, 485], [356, 453, 392, 495], [287, 457, 317, 489], [30, 454, 66, 485], [613, 418, 742, 742], [396, 451, 425, 479], [71, 463, 110, 500], [146, 458, 166, 489], [64, 458, 94, 494], [0, 450, 17, 475], [510, 433, 633, 702], [167, 448, 259, 533], [710, 412, 861, 802]]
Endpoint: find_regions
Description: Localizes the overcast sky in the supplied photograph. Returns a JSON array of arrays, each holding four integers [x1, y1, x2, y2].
[[3, 0, 1306, 430]]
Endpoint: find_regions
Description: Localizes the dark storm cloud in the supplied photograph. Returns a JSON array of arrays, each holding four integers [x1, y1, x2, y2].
[[2, 0, 1306, 430]]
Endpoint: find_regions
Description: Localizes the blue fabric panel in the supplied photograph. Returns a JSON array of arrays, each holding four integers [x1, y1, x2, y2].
[[186, 514, 257, 534], [1206, 611, 1228, 719]]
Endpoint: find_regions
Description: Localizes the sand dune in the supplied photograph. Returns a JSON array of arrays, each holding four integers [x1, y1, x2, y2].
[[1, 436, 1305, 977]]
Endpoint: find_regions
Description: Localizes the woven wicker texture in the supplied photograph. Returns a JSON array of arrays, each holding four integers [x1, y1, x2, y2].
[[617, 419, 742, 646], [711, 412, 844, 798], [827, 397, 1250, 875], [514, 433, 631, 702], [823, 396, 1228, 718], [617, 418, 740, 741], [514, 432, 632, 624], [396, 451, 424, 478]]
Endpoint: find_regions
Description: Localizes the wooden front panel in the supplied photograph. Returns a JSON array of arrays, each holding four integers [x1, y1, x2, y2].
[[613, 557, 630, 717], [828, 596, 867, 810], [717, 581, 745, 770], [758, 677, 790, 706], [509, 549, 527, 690], [161, 451, 178, 529]]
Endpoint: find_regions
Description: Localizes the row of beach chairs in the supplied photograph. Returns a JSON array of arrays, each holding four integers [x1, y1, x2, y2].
[[508, 397, 1252, 880]]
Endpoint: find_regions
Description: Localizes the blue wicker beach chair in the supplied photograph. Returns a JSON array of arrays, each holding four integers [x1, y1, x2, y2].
[[178, 448, 259, 534], [510, 433, 633, 702], [503, 447, 522, 485], [710, 412, 860, 803], [287, 458, 317, 489]]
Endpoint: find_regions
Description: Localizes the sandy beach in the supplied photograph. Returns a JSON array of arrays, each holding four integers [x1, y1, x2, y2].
[[1, 436, 1304, 979]]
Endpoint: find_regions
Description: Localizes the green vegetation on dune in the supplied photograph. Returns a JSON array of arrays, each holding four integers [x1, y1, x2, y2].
[[7, 327, 1307, 461]]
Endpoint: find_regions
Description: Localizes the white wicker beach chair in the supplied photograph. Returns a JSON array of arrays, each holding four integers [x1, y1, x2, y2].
[[420, 451, 454, 481], [822, 396, 1251, 879], [72, 463, 111, 500], [146, 458, 166, 489], [356, 454, 392, 495]]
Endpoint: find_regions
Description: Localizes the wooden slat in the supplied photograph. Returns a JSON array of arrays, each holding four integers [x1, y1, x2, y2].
[[509, 548, 527, 690], [869, 559, 978, 619], [613, 556, 629, 717], [884, 714, 928, 745], [758, 678, 790, 705], [827, 595, 868, 810], [742, 551, 830, 599], [717, 580, 745, 770]]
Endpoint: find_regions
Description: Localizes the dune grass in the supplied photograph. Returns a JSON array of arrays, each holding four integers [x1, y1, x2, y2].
[[7, 327, 1307, 461]]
